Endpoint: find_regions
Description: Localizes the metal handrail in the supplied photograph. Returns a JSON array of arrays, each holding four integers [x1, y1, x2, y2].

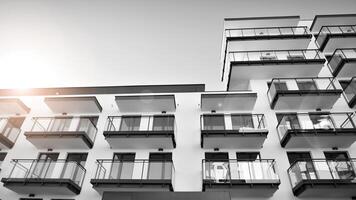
[[225, 26, 309, 35], [329, 48, 356, 61], [316, 25, 356, 39], [200, 113, 266, 130]]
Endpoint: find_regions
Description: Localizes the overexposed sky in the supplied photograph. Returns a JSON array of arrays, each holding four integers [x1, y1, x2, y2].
[[0, 0, 355, 90]]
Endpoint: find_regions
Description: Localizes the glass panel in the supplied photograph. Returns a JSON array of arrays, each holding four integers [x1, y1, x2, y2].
[[120, 116, 141, 131], [231, 115, 254, 129], [309, 114, 334, 129], [297, 80, 317, 90], [152, 116, 174, 131], [203, 115, 225, 130]]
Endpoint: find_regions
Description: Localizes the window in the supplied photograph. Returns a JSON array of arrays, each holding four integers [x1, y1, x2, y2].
[[110, 153, 136, 179], [148, 153, 172, 179], [273, 82, 288, 90], [49, 117, 72, 132], [203, 115, 225, 130], [205, 152, 229, 161], [276, 113, 300, 129], [287, 152, 312, 165], [152, 116, 174, 131], [236, 152, 261, 160], [287, 152, 316, 180], [231, 114, 254, 129], [309, 113, 334, 129], [324, 151, 355, 179], [77, 116, 98, 132], [324, 151, 350, 160], [204, 153, 229, 182], [297, 80, 317, 90], [120, 116, 141, 131], [0, 152, 7, 167]]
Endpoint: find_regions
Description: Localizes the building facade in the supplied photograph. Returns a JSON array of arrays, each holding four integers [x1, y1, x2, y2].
[[0, 14, 356, 200]]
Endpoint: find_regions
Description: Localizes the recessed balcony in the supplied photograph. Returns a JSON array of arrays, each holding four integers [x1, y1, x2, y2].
[[1, 159, 86, 195], [288, 159, 356, 198], [200, 114, 268, 148], [328, 48, 356, 77], [91, 159, 174, 194], [202, 159, 280, 197], [315, 25, 356, 54], [24, 116, 98, 149], [0, 117, 25, 149], [277, 112, 356, 148], [103, 114, 176, 149], [225, 49, 325, 90], [267, 77, 342, 110]]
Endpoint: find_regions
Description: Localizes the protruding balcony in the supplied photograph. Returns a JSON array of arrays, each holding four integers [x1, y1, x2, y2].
[[115, 95, 176, 113], [343, 77, 356, 108], [91, 159, 174, 194], [277, 112, 356, 148], [24, 116, 98, 149], [0, 98, 30, 115], [328, 48, 356, 77], [201, 92, 257, 111], [316, 25, 356, 54], [200, 114, 268, 148], [103, 115, 176, 149], [225, 49, 325, 90], [267, 77, 342, 110], [0, 117, 24, 149], [288, 159, 356, 198], [202, 159, 280, 197], [44, 96, 102, 114], [1, 159, 86, 195]]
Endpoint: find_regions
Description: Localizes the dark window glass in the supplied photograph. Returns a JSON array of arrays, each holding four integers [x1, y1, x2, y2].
[[273, 82, 288, 90], [149, 153, 172, 161], [287, 152, 312, 164], [0, 152, 7, 161], [276, 113, 300, 129], [152, 116, 174, 131], [205, 152, 229, 161], [110, 153, 136, 179], [297, 80, 317, 90], [324, 151, 350, 160], [120, 116, 141, 131], [66, 153, 88, 166], [231, 114, 254, 129], [203, 115, 225, 130], [236, 152, 260, 160]]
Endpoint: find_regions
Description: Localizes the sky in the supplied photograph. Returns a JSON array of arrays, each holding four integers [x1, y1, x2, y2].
[[0, 0, 356, 90]]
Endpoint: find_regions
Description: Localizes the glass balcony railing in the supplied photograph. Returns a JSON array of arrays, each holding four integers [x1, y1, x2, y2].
[[93, 159, 175, 183], [0, 117, 22, 145], [225, 26, 309, 38], [6, 159, 86, 187], [288, 159, 356, 188], [200, 114, 266, 132], [276, 112, 356, 141], [316, 25, 356, 48], [105, 115, 176, 135], [329, 48, 356, 74], [267, 77, 340, 104], [29, 116, 97, 143], [229, 49, 324, 63], [202, 159, 280, 184]]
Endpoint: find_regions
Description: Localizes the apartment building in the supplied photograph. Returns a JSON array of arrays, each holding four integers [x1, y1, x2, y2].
[[0, 13, 355, 200]]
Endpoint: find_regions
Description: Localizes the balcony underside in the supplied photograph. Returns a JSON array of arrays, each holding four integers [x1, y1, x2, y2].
[[293, 179, 356, 198], [271, 90, 342, 110], [332, 59, 356, 77], [102, 191, 231, 200], [1, 178, 81, 195], [228, 61, 325, 87], [0, 134, 15, 149], [25, 131, 93, 149], [226, 38, 311, 52], [201, 130, 268, 148], [318, 34, 356, 54], [203, 180, 280, 197], [91, 179, 173, 194], [280, 129, 356, 148], [103, 131, 176, 149]]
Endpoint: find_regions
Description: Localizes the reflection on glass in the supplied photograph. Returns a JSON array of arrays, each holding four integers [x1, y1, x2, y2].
[[203, 115, 225, 130]]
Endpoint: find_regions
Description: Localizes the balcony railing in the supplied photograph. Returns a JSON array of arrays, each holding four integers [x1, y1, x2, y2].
[[200, 114, 266, 132], [288, 159, 356, 188], [277, 112, 356, 141], [329, 48, 356, 75], [6, 159, 86, 187], [105, 115, 176, 135], [316, 25, 356, 49], [0, 117, 22, 145], [29, 116, 97, 143], [202, 159, 280, 184], [93, 159, 175, 184], [267, 77, 339, 103], [225, 26, 309, 38], [229, 49, 324, 63]]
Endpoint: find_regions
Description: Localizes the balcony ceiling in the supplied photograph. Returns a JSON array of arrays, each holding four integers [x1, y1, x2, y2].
[[201, 92, 257, 111], [225, 16, 300, 29], [115, 94, 176, 112], [0, 98, 30, 115], [310, 14, 356, 32], [227, 39, 311, 51], [44, 96, 102, 114], [322, 37, 356, 55], [103, 192, 231, 200]]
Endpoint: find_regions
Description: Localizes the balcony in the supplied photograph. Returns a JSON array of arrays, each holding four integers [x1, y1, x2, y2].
[[277, 112, 356, 148], [343, 77, 356, 108], [202, 159, 280, 197], [0, 98, 30, 115], [24, 116, 97, 149], [0, 117, 24, 149], [201, 92, 257, 111], [267, 77, 342, 110], [44, 96, 102, 114], [115, 95, 176, 113], [1, 159, 86, 195], [103, 115, 176, 149], [200, 114, 268, 148], [316, 25, 356, 54], [328, 48, 356, 77], [91, 159, 174, 194], [225, 49, 325, 90], [288, 159, 356, 198]]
